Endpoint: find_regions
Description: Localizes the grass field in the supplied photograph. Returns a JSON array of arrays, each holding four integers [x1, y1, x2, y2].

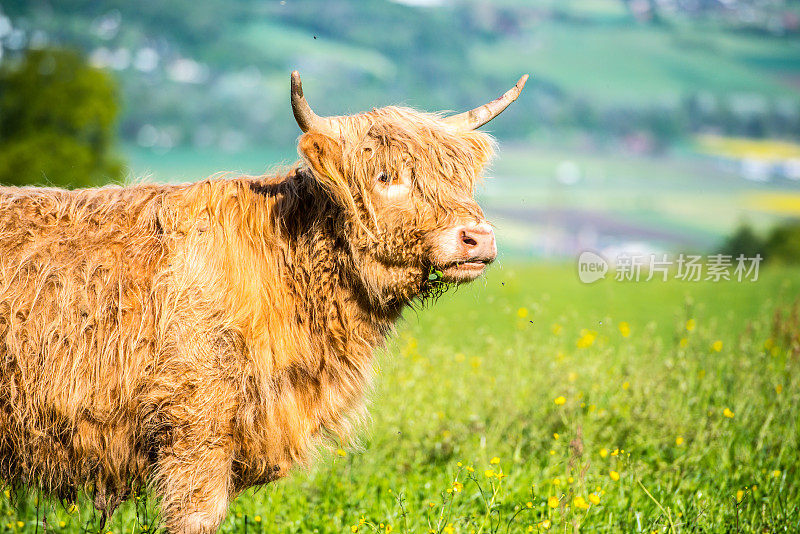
[[2, 263, 799, 533]]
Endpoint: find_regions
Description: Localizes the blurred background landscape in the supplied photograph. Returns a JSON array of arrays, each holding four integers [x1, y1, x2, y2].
[[2, 0, 800, 259]]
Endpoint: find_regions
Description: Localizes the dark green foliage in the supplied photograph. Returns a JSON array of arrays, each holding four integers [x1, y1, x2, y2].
[[764, 222, 800, 264], [0, 48, 123, 188], [721, 222, 800, 264], [719, 223, 766, 259]]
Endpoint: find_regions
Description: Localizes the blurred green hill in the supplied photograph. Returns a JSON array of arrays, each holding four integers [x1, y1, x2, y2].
[[3, 0, 799, 152]]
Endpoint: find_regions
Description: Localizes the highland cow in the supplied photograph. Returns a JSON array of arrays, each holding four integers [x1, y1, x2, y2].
[[0, 71, 527, 533]]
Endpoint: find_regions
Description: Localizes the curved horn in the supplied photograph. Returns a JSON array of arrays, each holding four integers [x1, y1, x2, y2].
[[444, 74, 529, 131], [290, 71, 340, 137]]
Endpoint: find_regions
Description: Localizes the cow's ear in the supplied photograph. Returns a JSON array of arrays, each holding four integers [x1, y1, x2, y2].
[[298, 132, 351, 206], [462, 131, 494, 174]]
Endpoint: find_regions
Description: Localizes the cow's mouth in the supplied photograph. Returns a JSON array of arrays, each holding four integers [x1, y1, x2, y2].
[[440, 259, 490, 282]]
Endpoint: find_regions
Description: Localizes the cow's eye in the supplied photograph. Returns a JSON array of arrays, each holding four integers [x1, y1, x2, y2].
[[377, 172, 390, 185]]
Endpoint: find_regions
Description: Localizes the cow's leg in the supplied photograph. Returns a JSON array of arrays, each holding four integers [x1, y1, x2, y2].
[[156, 432, 234, 534], [149, 329, 242, 534]]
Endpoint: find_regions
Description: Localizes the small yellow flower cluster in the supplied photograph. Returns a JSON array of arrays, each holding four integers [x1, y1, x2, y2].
[[723, 408, 735, 418], [517, 307, 529, 319], [711, 340, 723, 352], [554, 396, 566, 406], [573, 496, 590, 509]]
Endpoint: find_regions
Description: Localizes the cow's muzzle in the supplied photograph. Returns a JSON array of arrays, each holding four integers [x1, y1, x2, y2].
[[437, 222, 497, 282]]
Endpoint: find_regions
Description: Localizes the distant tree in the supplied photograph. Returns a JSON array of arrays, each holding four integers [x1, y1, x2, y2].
[[764, 222, 800, 264], [0, 47, 123, 188], [719, 223, 764, 258]]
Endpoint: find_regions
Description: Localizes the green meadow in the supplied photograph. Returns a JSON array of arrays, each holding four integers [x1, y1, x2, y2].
[[3, 263, 799, 533]]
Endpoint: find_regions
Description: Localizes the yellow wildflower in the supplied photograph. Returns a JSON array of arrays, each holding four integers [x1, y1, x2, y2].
[[538, 519, 552, 530], [568, 476, 574, 484], [553, 432, 559, 440], [776, 384, 783, 394], [675, 436, 684, 446], [549, 449, 556, 455], [517, 307, 529, 319], [589, 493, 601, 505], [443, 524, 454, 534], [484, 470, 495, 478], [685, 319, 696, 332], [618, 321, 631, 337], [772, 470, 781, 478], [609, 470, 620, 481], [16, 522, 24, 529], [59, 522, 66, 528], [254, 516, 262, 523], [723, 408, 735, 418], [712, 340, 723, 352], [453, 481, 463, 493], [554, 396, 566, 406], [736, 490, 744, 503], [526, 501, 533, 508], [679, 337, 688, 348], [490, 456, 500, 465], [548, 496, 559, 508], [336, 448, 347, 457], [386, 526, 393, 533], [553, 477, 560, 486], [577, 330, 596, 348], [600, 448, 609, 458], [573, 496, 590, 509], [622, 381, 630, 390], [351, 526, 358, 533]]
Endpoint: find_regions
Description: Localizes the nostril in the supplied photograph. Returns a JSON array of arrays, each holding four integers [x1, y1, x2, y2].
[[461, 231, 478, 247]]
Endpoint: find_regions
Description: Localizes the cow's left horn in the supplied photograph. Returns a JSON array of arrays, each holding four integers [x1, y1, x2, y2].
[[444, 74, 529, 131], [291, 71, 340, 137]]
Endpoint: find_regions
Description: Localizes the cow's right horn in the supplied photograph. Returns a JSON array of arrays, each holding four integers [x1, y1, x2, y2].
[[444, 74, 529, 131], [291, 71, 340, 138]]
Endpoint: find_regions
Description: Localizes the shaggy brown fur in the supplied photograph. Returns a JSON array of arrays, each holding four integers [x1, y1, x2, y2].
[[0, 105, 495, 533]]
